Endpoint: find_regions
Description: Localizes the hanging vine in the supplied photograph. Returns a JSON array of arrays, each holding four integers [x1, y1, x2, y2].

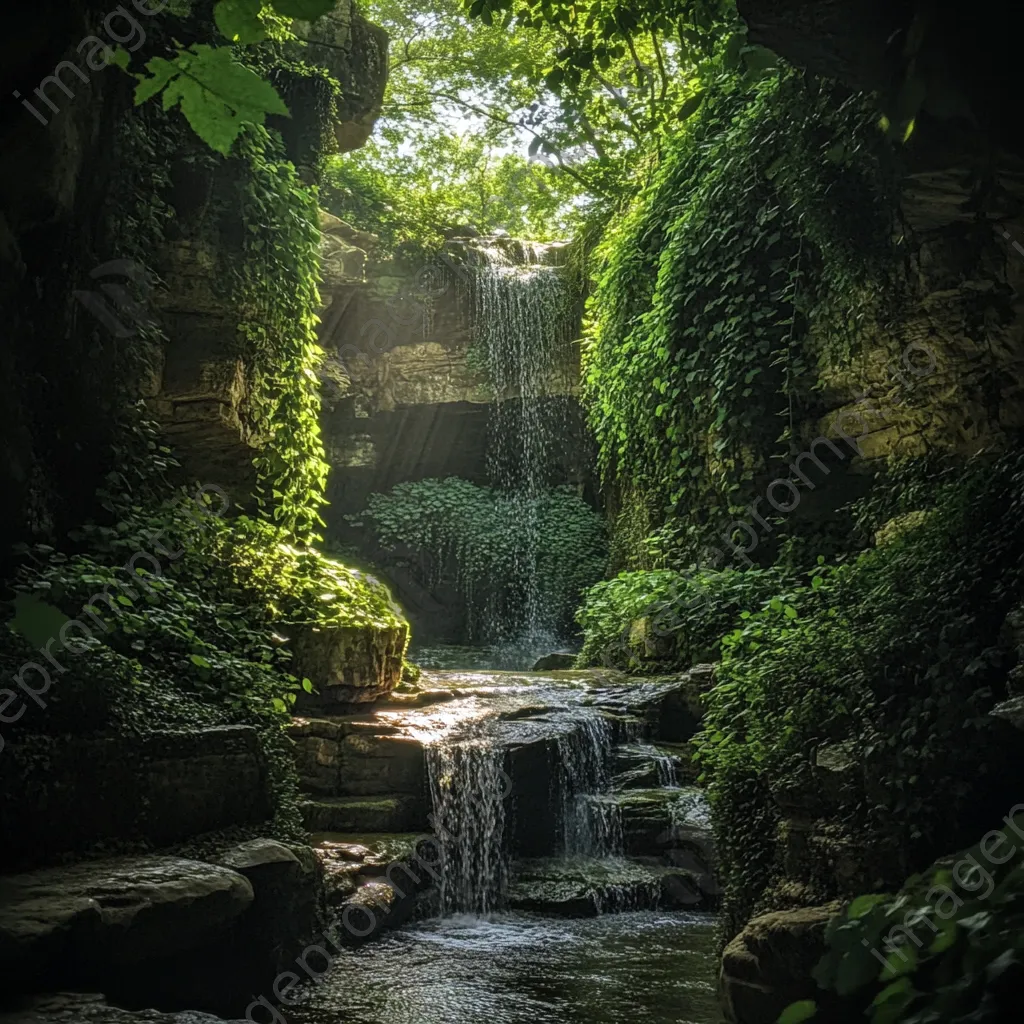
[[233, 126, 329, 543], [583, 65, 901, 564]]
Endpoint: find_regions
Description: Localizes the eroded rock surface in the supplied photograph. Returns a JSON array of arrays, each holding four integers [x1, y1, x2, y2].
[[0, 856, 253, 983]]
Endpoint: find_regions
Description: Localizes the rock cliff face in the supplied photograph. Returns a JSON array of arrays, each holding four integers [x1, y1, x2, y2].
[[811, 151, 1024, 461], [314, 233, 591, 637], [0, 1, 393, 533]]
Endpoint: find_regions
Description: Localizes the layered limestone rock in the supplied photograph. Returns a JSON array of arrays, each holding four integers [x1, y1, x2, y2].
[[0, 726, 271, 872], [143, 2, 390, 503], [812, 159, 1024, 462]]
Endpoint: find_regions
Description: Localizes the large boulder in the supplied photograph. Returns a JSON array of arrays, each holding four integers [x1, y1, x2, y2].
[[0, 856, 254, 991], [213, 839, 321, 978], [720, 903, 856, 1024], [291, 622, 409, 709]]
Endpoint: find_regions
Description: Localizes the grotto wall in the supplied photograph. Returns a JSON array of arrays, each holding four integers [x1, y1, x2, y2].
[[313, 232, 593, 638]]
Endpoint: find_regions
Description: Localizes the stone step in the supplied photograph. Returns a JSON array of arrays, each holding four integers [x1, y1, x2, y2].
[[586, 787, 715, 863], [610, 743, 690, 790], [300, 794, 428, 834], [289, 716, 427, 796]]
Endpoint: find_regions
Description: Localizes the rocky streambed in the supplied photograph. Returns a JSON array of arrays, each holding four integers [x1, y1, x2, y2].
[[0, 665, 725, 1024]]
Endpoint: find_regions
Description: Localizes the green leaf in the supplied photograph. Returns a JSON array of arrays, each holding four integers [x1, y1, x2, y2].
[[777, 1001, 816, 1024], [214, 0, 266, 43], [190, 653, 212, 669], [135, 56, 180, 105], [149, 45, 290, 155], [270, 0, 336, 18], [848, 894, 888, 919], [677, 91, 704, 121], [7, 595, 70, 649]]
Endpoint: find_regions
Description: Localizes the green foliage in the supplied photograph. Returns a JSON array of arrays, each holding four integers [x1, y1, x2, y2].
[[192, 514, 407, 633], [575, 565, 790, 671], [796, 818, 1024, 1023], [134, 43, 290, 155], [583, 64, 899, 563], [322, 134, 578, 252], [357, 477, 606, 639], [697, 452, 1024, 934], [233, 127, 330, 542], [1, 413, 405, 837]]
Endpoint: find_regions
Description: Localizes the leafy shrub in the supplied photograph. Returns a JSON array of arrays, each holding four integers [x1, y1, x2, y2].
[[792, 813, 1024, 1024], [698, 452, 1024, 935], [575, 565, 791, 671], [357, 477, 606, 640]]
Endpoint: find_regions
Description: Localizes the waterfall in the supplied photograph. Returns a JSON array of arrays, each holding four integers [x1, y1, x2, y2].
[[558, 715, 623, 859], [470, 240, 573, 644], [426, 738, 510, 915]]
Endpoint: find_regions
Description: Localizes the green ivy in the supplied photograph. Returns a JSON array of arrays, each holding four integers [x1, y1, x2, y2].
[[233, 126, 330, 542], [696, 451, 1024, 936], [583, 63, 899, 565], [575, 564, 791, 671], [356, 477, 607, 640]]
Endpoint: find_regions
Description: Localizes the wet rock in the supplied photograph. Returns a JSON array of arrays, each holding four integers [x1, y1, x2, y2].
[[611, 743, 687, 790], [720, 903, 853, 1024], [300, 794, 428, 833], [532, 652, 577, 671], [314, 832, 436, 908], [507, 858, 713, 916], [0, 994, 243, 1023], [608, 787, 714, 859], [0, 856, 253, 989]]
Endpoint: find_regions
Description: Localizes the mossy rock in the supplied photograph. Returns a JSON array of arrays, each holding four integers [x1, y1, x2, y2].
[[299, 795, 427, 834]]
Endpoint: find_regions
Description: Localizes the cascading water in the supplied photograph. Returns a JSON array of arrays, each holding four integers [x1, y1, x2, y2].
[[426, 737, 510, 915], [470, 240, 573, 646], [558, 715, 623, 859]]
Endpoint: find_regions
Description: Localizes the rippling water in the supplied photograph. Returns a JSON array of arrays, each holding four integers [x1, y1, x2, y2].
[[286, 911, 723, 1024]]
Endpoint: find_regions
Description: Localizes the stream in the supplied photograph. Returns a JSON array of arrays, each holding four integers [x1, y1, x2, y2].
[[287, 911, 722, 1024], [286, 659, 724, 1024]]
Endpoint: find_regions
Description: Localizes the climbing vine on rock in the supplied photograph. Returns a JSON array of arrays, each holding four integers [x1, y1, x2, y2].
[[233, 126, 330, 542], [696, 452, 1024, 937], [583, 64, 900, 565]]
